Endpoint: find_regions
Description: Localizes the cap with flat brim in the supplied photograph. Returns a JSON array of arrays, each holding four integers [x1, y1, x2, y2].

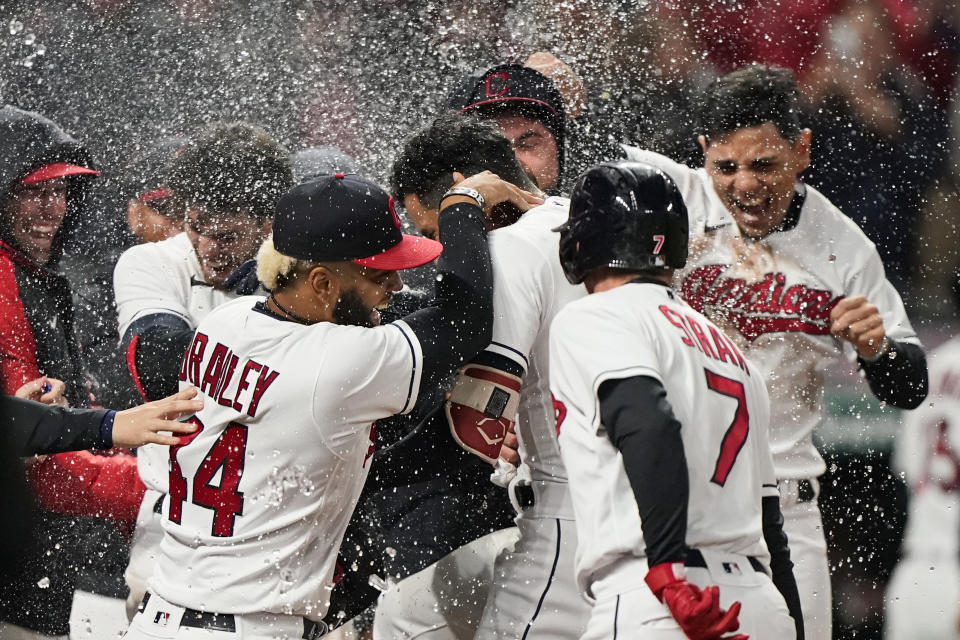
[[274, 173, 444, 271], [353, 233, 442, 270], [22, 162, 100, 184]]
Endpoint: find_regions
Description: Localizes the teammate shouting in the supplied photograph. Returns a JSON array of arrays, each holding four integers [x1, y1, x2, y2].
[[123, 171, 539, 639], [622, 65, 928, 640]]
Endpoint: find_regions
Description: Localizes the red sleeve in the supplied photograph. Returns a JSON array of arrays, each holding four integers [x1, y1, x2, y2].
[[27, 449, 146, 533], [0, 255, 41, 393]]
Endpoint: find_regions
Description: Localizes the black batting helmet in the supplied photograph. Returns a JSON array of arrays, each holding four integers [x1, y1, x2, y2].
[[556, 161, 688, 285]]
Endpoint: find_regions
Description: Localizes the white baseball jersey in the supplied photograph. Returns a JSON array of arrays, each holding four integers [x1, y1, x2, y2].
[[895, 336, 960, 558], [114, 232, 239, 492], [486, 196, 585, 494], [623, 146, 920, 479], [550, 282, 777, 596], [150, 296, 422, 619]]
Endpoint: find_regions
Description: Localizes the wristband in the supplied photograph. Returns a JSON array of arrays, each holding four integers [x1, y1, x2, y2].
[[442, 187, 485, 212], [98, 410, 116, 450], [859, 336, 891, 363]]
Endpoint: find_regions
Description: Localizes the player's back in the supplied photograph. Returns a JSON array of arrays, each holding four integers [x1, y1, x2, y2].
[[487, 196, 585, 486], [151, 296, 422, 619], [552, 282, 774, 590]]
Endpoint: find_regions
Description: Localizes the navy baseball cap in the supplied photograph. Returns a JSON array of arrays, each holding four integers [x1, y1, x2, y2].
[[453, 63, 565, 143], [273, 173, 442, 270]]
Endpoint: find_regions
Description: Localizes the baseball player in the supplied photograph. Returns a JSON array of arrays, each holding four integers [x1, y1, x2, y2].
[[123, 170, 539, 639], [550, 160, 802, 640], [113, 122, 293, 615], [621, 65, 928, 640], [452, 62, 567, 194], [884, 328, 960, 640], [389, 114, 590, 639]]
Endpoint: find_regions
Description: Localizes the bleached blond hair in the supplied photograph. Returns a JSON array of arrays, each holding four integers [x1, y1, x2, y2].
[[256, 236, 315, 291]]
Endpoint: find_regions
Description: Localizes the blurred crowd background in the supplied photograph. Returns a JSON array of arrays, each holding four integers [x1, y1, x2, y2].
[[2, 1, 960, 638]]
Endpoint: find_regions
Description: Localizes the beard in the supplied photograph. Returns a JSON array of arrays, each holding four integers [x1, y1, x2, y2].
[[332, 288, 378, 327]]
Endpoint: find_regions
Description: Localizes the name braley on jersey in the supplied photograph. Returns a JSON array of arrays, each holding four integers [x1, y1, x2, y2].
[[178, 331, 280, 417]]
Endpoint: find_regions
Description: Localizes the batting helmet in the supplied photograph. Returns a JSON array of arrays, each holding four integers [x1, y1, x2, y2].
[[556, 161, 688, 285]]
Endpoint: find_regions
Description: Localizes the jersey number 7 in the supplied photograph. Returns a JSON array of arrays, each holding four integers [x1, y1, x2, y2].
[[705, 369, 749, 486], [168, 417, 248, 537]]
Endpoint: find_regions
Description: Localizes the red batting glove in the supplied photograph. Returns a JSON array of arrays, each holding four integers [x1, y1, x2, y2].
[[645, 562, 749, 640]]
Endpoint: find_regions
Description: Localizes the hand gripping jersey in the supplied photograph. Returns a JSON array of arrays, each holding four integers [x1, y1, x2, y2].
[[550, 282, 777, 596], [484, 196, 585, 493], [894, 336, 960, 559], [150, 296, 422, 619], [115, 232, 238, 493], [623, 147, 920, 479]]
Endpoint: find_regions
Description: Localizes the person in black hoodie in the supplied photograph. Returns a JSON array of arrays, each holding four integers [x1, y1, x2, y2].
[[0, 104, 99, 403], [0, 104, 145, 639]]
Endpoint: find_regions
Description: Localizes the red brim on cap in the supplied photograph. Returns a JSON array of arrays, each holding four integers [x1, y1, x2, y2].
[[22, 162, 100, 184], [353, 233, 443, 270]]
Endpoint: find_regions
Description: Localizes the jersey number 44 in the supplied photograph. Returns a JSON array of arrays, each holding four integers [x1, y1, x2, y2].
[[168, 417, 247, 537]]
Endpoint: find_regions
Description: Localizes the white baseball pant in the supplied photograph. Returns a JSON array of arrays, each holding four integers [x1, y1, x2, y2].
[[779, 478, 831, 640], [885, 556, 960, 640], [372, 527, 517, 640], [475, 483, 589, 639], [579, 552, 795, 640]]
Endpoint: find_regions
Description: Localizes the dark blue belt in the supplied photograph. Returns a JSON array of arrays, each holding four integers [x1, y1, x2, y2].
[[140, 593, 327, 638], [685, 548, 766, 574]]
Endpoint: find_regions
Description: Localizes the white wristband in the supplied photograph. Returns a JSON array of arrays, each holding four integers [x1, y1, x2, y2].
[[442, 187, 485, 212]]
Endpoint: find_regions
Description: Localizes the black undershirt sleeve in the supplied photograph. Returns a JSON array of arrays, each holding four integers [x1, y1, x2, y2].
[[858, 339, 928, 409], [598, 375, 688, 567], [2, 395, 109, 455], [402, 203, 493, 393], [471, 349, 525, 378], [762, 495, 805, 640], [121, 314, 194, 401]]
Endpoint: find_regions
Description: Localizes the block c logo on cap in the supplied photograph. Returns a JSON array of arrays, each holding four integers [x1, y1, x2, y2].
[[484, 72, 510, 98], [388, 196, 402, 229]]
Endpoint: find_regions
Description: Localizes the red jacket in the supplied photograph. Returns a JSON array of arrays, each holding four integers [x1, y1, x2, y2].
[[1, 250, 144, 529]]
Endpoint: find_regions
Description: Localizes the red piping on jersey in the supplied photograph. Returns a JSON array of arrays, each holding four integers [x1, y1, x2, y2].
[[126, 333, 151, 401], [463, 366, 522, 392]]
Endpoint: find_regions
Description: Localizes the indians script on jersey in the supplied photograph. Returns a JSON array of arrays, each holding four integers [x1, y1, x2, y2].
[[680, 236, 844, 342]]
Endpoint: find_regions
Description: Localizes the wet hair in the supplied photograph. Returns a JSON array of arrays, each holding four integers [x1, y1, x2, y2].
[[391, 113, 536, 208], [698, 66, 802, 144], [169, 122, 293, 222]]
